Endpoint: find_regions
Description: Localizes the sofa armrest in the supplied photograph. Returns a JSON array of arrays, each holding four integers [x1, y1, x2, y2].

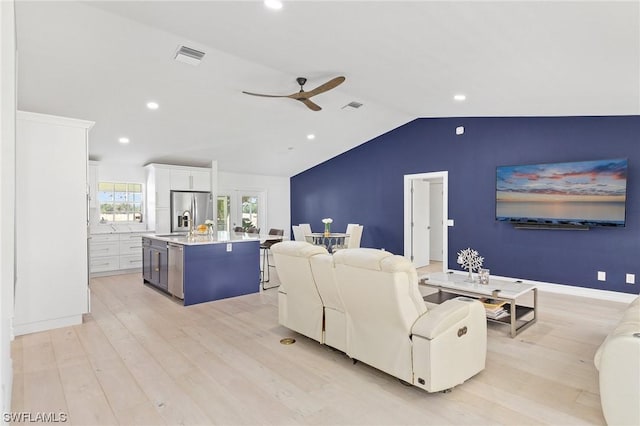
[[597, 331, 640, 426], [411, 297, 482, 340]]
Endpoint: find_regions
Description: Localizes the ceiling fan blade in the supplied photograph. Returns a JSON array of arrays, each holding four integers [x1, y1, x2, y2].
[[242, 91, 290, 98], [300, 98, 322, 111], [304, 76, 346, 98]]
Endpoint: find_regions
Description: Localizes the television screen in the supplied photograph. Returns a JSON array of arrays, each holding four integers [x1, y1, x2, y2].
[[496, 158, 628, 228]]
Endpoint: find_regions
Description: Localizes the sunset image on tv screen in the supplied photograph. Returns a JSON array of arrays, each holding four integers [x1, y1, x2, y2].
[[496, 158, 627, 226]]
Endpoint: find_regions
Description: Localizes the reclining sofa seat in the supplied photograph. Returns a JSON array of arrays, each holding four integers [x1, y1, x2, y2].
[[271, 241, 328, 343], [333, 248, 487, 392]]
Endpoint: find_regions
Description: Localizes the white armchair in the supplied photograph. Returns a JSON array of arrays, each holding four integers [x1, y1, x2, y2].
[[271, 241, 328, 343], [333, 248, 487, 392]]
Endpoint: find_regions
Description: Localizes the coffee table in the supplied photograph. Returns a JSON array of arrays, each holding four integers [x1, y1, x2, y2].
[[419, 271, 537, 337]]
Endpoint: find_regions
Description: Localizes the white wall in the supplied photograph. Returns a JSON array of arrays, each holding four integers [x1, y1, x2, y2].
[[96, 161, 146, 183], [219, 171, 290, 238], [0, 0, 15, 415]]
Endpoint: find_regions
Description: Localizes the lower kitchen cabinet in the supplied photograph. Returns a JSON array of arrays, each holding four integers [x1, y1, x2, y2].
[[142, 237, 169, 292], [90, 232, 144, 276]]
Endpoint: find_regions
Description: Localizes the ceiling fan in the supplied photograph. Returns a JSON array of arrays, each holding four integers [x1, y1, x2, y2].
[[242, 76, 346, 111]]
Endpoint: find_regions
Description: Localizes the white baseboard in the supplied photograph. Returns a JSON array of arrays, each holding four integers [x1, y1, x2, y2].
[[90, 267, 141, 278], [447, 270, 638, 304], [13, 315, 83, 336]]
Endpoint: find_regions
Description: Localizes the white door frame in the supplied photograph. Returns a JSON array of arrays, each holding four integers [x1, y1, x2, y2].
[[403, 171, 449, 271]]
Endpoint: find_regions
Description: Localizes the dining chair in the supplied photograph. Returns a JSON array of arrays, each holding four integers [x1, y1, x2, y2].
[[345, 223, 359, 235], [292, 225, 305, 241], [346, 225, 363, 248], [298, 223, 312, 236], [261, 228, 284, 289]]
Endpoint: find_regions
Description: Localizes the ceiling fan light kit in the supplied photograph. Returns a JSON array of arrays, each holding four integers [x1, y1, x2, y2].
[[242, 76, 346, 111]]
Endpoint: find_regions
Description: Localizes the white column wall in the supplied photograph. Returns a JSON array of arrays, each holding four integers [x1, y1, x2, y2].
[[0, 0, 16, 414]]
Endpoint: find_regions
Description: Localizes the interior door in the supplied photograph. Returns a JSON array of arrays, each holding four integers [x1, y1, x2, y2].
[[411, 180, 430, 267]]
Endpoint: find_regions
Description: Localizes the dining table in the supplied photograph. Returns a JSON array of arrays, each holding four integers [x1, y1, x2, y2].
[[305, 232, 349, 252]]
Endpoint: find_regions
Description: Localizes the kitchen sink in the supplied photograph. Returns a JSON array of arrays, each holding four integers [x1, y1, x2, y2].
[[155, 233, 188, 237]]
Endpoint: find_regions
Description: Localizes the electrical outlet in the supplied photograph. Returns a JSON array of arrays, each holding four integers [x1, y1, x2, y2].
[[626, 273, 636, 284], [226, 243, 232, 252], [597, 271, 606, 281]]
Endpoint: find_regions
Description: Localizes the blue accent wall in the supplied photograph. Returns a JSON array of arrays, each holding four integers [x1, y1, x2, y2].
[[291, 116, 639, 294]]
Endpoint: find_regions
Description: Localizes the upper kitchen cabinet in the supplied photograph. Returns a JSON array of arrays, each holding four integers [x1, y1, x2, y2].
[[170, 168, 210, 191], [15, 111, 94, 335]]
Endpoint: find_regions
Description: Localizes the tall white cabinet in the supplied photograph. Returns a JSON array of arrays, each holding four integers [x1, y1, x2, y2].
[[14, 111, 94, 335]]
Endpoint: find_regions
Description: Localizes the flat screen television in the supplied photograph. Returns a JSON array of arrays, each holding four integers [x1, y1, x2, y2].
[[496, 158, 628, 228]]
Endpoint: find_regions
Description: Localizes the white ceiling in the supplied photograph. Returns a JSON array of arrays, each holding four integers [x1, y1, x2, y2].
[[15, 1, 640, 177]]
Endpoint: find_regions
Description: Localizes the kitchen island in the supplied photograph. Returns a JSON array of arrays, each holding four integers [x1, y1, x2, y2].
[[142, 232, 260, 306]]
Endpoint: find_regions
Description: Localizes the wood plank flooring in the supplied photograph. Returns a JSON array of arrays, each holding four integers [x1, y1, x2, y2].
[[10, 265, 629, 425]]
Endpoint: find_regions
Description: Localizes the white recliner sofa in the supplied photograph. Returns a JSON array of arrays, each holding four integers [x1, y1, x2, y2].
[[594, 296, 640, 426], [271, 241, 327, 343], [333, 248, 486, 392], [272, 241, 487, 392]]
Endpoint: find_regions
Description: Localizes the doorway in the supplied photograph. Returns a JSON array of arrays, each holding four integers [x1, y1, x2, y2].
[[403, 171, 448, 270]]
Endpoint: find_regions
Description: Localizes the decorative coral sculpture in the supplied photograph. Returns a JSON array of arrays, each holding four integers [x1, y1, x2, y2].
[[457, 248, 484, 282]]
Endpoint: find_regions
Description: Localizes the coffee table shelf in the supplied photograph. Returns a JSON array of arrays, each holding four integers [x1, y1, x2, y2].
[[420, 272, 538, 338]]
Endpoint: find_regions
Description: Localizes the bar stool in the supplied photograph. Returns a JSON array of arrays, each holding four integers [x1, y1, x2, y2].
[[261, 228, 284, 289]]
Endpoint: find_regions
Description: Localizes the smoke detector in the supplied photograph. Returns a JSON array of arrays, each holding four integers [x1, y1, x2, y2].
[[174, 45, 205, 66]]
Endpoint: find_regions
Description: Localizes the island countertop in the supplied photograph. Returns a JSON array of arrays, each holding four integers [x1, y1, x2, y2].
[[142, 231, 264, 246]]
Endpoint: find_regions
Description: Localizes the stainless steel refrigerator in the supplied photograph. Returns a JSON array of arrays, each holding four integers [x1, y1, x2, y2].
[[170, 190, 213, 233]]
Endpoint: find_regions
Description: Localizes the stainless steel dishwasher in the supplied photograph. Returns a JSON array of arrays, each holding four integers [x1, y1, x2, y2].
[[167, 243, 184, 299]]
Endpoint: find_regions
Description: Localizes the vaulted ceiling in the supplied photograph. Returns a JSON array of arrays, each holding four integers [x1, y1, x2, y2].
[[15, 1, 640, 176]]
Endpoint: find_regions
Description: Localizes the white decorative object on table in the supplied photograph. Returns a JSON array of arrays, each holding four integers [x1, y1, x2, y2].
[[457, 248, 484, 282], [322, 217, 333, 237]]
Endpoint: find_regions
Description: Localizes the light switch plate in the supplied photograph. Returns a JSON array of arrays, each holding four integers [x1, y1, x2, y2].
[[597, 271, 606, 281], [626, 273, 635, 284], [447, 219, 454, 227]]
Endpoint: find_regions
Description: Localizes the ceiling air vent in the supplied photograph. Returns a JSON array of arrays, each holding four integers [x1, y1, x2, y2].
[[174, 45, 205, 66], [342, 101, 363, 109]]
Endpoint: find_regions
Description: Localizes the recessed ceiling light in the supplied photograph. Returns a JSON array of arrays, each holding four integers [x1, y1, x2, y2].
[[264, 0, 283, 10], [118, 137, 130, 144], [146, 101, 159, 110], [454, 94, 466, 101], [307, 134, 315, 140]]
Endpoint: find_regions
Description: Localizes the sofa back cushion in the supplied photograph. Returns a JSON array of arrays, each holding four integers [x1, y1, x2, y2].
[[333, 248, 427, 381], [271, 241, 328, 341]]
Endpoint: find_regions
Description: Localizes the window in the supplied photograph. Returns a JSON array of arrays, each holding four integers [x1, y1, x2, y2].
[[217, 195, 230, 232], [98, 182, 143, 222], [241, 195, 259, 229]]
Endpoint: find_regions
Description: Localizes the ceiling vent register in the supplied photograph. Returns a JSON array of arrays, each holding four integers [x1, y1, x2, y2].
[[343, 101, 363, 109], [174, 46, 206, 66]]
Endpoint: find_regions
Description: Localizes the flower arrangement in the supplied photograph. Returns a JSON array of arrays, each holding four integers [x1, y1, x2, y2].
[[322, 218, 333, 236], [457, 248, 484, 282]]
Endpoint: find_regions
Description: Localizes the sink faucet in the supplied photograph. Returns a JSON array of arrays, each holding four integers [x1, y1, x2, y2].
[[182, 210, 193, 235]]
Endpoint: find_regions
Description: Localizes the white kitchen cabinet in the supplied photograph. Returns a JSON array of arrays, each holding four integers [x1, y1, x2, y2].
[[89, 232, 144, 276], [15, 111, 93, 335], [155, 168, 171, 208], [170, 168, 210, 191], [170, 169, 191, 190], [155, 208, 170, 234], [88, 160, 98, 208], [190, 170, 211, 191]]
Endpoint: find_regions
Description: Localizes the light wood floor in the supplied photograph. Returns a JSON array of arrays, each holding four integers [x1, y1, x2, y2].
[[11, 264, 628, 425]]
